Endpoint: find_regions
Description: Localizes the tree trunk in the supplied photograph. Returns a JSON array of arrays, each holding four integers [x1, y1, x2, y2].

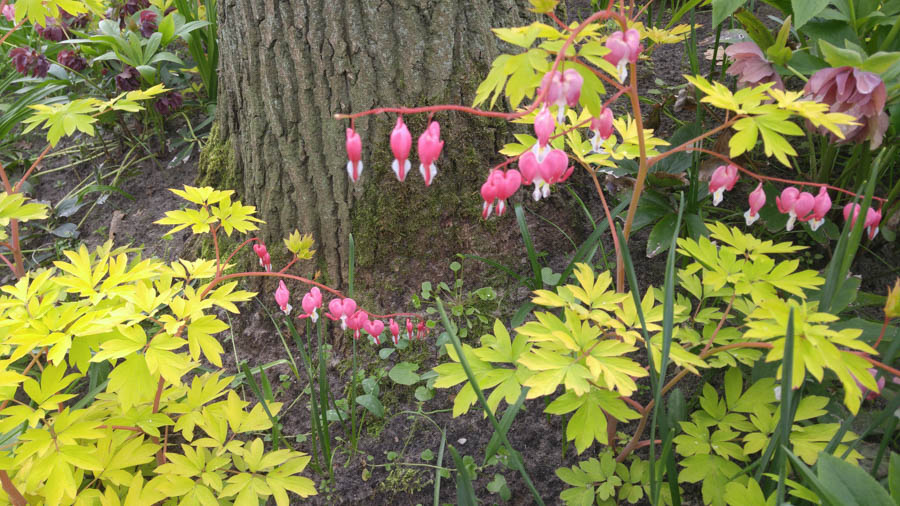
[[209, 0, 529, 294]]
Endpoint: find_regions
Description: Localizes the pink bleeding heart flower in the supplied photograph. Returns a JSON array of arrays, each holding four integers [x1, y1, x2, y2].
[[298, 287, 323, 322], [416, 320, 427, 340], [865, 207, 882, 240], [539, 69, 584, 122], [2, 4, 14, 22], [481, 169, 522, 219], [275, 281, 291, 315], [604, 29, 642, 82], [809, 187, 831, 231], [519, 149, 571, 202], [391, 116, 413, 181], [364, 319, 385, 345], [776, 186, 807, 231], [590, 108, 615, 153], [792, 192, 816, 228], [708, 164, 739, 206], [253, 243, 272, 272], [389, 319, 400, 345], [346, 128, 363, 183], [347, 310, 368, 340], [533, 106, 555, 162], [406, 318, 414, 340], [326, 298, 358, 330], [418, 121, 444, 186], [745, 183, 766, 226]]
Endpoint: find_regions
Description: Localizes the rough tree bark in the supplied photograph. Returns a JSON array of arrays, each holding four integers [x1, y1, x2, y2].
[[204, 0, 530, 291]]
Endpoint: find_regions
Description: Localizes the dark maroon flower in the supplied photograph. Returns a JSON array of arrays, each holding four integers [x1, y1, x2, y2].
[[139, 10, 157, 37], [804, 66, 889, 148], [9, 48, 50, 78], [115, 65, 141, 91], [57, 50, 87, 71], [724, 42, 784, 90], [122, 0, 150, 16], [35, 18, 67, 42], [9, 48, 31, 74], [154, 91, 183, 116], [59, 7, 92, 30]]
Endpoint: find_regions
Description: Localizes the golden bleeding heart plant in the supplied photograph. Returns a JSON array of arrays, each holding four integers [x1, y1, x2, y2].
[[0, 187, 321, 505]]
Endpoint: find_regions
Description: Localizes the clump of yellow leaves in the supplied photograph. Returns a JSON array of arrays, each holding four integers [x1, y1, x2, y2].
[[0, 187, 317, 504]]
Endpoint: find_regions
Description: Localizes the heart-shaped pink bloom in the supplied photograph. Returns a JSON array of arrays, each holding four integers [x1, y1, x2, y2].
[[299, 287, 322, 322], [776, 187, 799, 214], [865, 207, 882, 239], [389, 319, 400, 345], [346, 128, 363, 182], [709, 164, 739, 206], [391, 117, 413, 181], [604, 32, 629, 66], [326, 298, 358, 329], [406, 319, 414, 340], [624, 29, 643, 63], [364, 319, 385, 344], [417, 121, 444, 186], [253, 243, 272, 271], [347, 310, 368, 340], [518, 151, 540, 186], [534, 106, 555, 149], [794, 192, 816, 222], [590, 108, 615, 153], [744, 183, 766, 226], [562, 69, 583, 107], [540, 149, 570, 184], [275, 281, 291, 315], [481, 177, 499, 220], [808, 187, 831, 231]]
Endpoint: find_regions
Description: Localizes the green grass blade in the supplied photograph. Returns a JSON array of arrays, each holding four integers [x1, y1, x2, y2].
[[776, 308, 796, 505], [448, 445, 476, 506], [515, 204, 543, 289], [348, 233, 356, 296], [484, 387, 529, 465], [239, 362, 282, 449], [434, 427, 447, 506]]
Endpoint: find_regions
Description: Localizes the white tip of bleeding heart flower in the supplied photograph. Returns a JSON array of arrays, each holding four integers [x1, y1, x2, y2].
[[420, 163, 437, 186], [346, 161, 363, 182], [617, 61, 628, 83], [785, 213, 797, 231], [392, 159, 411, 181], [712, 189, 724, 206], [482, 202, 493, 220], [809, 218, 824, 231], [282, 303, 292, 315], [744, 209, 759, 226]]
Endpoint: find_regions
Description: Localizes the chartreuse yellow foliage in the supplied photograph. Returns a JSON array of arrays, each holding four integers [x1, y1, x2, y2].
[[0, 187, 316, 504], [435, 222, 875, 468], [684, 76, 857, 166]]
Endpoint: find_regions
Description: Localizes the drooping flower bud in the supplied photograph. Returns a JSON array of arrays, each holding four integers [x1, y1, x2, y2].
[[346, 128, 363, 183], [389, 319, 400, 345], [275, 281, 291, 315], [590, 108, 615, 153], [390, 116, 413, 181], [417, 121, 444, 186], [2, 4, 14, 22], [253, 243, 272, 272], [533, 106, 555, 161], [406, 318, 414, 340], [708, 164, 739, 206], [744, 183, 766, 226], [865, 207, 882, 240]]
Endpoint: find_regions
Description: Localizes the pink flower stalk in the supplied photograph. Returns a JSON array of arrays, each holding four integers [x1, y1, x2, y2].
[[364, 319, 385, 345], [708, 164, 739, 206], [418, 121, 444, 186], [481, 169, 522, 219], [390, 116, 412, 181], [2, 4, 14, 22], [804, 67, 889, 148], [406, 318, 414, 340], [724, 42, 784, 90], [604, 28, 642, 82], [275, 281, 291, 315], [533, 105, 555, 162], [253, 243, 272, 272], [539, 69, 584, 122], [842, 203, 882, 240], [744, 183, 766, 226], [347, 310, 368, 340], [808, 187, 831, 231], [326, 298, 358, 330], [590, 108, 615, 153], [298, 287, 323, 322], [346, 128, 363, 183], [389, 319, 400, 345], [518, 149, 572, 201]]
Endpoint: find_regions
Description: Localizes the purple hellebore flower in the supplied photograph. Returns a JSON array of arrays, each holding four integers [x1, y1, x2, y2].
[[804, 66, 889, 148], [724, 42, 784, 90]]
